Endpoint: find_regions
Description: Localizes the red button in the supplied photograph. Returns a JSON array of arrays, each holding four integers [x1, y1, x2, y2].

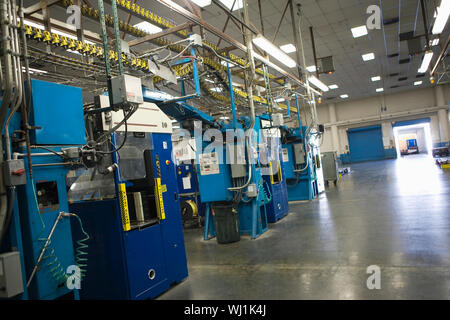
[[12, 169, 25, 176]]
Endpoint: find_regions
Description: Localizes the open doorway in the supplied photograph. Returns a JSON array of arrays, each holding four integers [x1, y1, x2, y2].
[[393, 122, 433, 158]]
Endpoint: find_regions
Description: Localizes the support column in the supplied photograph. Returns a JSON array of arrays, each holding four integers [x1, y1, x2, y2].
[[437, 108, 449, 143], [434, 85, 446, 106], [328, 103, 340, 153]]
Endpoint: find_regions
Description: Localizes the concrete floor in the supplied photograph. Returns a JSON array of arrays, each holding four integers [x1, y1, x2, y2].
[[159, 154, 450, 299]]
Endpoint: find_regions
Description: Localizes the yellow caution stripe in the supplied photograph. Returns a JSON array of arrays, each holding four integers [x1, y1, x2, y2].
[[154, 178, 165, 220], [118, 183, 131, 231]]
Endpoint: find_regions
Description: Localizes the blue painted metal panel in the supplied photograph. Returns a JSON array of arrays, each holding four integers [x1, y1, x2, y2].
[[347, 125, 384, 162], [69, 200, 130, 299], [176, 164, 198, 194], [17, 151, 78, 300], [152, 134, 188, 286], [123, 225, 169, 299], [29, 79, 86, 145]]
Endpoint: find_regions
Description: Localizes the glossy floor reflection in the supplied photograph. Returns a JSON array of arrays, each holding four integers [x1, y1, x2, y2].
[[159, 154, 450, 299]]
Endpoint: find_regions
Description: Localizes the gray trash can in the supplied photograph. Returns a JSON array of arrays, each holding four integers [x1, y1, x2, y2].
[[212, 202, 240, 244]]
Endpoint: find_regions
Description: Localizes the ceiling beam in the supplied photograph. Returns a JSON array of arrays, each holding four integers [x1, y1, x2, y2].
[[24, 0, 61, 16]]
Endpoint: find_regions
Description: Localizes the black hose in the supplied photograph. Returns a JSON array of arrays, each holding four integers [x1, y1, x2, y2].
[[97, 108, 129, 155], [0, 187, 15, 248]]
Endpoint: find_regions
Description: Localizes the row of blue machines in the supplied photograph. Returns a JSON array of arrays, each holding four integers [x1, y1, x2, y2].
[[1, 79, 320, 300]]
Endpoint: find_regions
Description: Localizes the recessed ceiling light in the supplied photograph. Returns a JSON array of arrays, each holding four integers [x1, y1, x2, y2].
[[376, 88, 384, 92], [430, 38, 440, 46], [414, 81, 423, 86], [191, 0, 211, 7], [306, 65, 316, 72], [219, 0, 243, 11], [134, 21, 162, 34], [340, 94, 349, 99], [280, 43, 296, 53], [371, 76, 381, 81], [351, 25, 368, 38], [329, 84, 339, 89], [362, 53, 375, 61]]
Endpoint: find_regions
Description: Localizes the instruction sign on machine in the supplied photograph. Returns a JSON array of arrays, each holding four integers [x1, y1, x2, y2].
[[199, 152, 220, 175]]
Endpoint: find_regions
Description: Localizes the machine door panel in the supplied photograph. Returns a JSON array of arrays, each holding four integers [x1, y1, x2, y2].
[[123, 225, 169, 299]]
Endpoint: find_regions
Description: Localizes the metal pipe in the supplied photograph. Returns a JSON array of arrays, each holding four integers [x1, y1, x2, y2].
[[289, 0, 302, 78], [228, 0, 255, 192], [5, 0, 24, 161], [27, 211, 65, 287], [309, 26, 320, 79], [111, 0, 123, 74], [226, 59, 238, 129], [18, 0, 33, 179], [32, 162, 75, 167], [272, 0, 291, 43], [97, 0, 114, 107], [295, 93, 302, 138], [420, 0, 430, 50]]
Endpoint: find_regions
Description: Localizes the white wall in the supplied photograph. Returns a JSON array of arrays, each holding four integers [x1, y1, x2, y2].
[[318, 84, 450, 154]]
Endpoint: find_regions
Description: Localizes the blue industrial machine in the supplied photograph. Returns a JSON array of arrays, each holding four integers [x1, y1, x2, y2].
[[281, 126, 319, 201], [68, 94, 188, 299], [259, 116, 289, 223], [176, 163, 205, 226], [2, 80, 86, 299]]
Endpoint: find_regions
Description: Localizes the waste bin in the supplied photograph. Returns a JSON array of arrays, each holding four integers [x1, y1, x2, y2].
[[212, 202, 240, 244]]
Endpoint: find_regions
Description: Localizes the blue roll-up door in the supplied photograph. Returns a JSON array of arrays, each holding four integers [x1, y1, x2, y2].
[[347, 125, 384, 162]]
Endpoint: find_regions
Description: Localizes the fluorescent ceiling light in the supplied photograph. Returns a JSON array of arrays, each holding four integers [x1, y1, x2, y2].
[[432, 0, 450, 34], [280, 43, 296, 53], [371, 76, 381, 81], [204, 78, 215, 83], [219, 116, 230, 120], [414, 81, 423, 86], [252, 35, 297, 68], [418, 50, 433, 73], [191, 0, 211, 7], [274, 97, 285, 102], [306, 65, 316, 72], [376, 88, 384, 92], [328, 84, 339, 89], [210, 87, 223, 92], [351, 25, 368, 38], [219, 0, 243, 11], [430, 38, 440, 46], [308, 76, 329, 92], [134, 21, 162, 34], [340, 94, 349, 99], [23, 67, 47, 74], [362, 53, 375, 61]]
